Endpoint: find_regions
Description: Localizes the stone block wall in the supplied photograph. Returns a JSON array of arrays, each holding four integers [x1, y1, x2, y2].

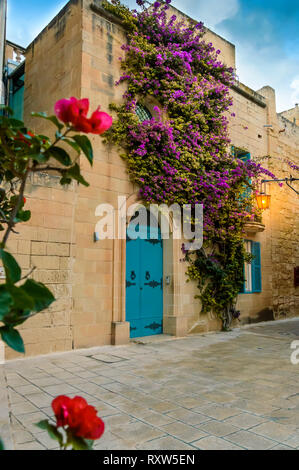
[[71, 0, 132, 348], [4, 0, 83, 359], [5, 172, 77, 359]]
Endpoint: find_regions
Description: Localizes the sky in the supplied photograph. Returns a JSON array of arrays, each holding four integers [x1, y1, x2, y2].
[[6, 0, 299, 112]]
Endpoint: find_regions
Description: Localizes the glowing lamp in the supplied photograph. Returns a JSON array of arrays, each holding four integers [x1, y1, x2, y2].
[[255, 193, 271, 210]]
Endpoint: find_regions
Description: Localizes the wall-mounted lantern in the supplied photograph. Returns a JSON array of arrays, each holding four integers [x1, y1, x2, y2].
[[255, 180, 271, 210], [255, 193, 271, 210], [256, 175, 299, 210]]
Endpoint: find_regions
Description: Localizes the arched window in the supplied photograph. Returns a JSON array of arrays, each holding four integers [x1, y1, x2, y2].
[[136, 103, 152, 123]]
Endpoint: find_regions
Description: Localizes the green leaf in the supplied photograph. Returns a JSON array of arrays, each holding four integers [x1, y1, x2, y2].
[[37, 134, 50, 143], [30, 153, 49, 164], [85, 440, 94, 450], [0, 286, 13, 321], [7, 285, 35, 311], [0, 438, 4, 451], [31, 113, 64, 132], [47, 116, 64, 132], [9, 119, 25, 128], [60, 176, 72, 186], [0, 104, 13, 116], [70, 436, 90, 451], [36, 420, 50, 431], [10, 310, 32, 327], [48, 425, 64, 446], [36, 420, 63, 447], [62, 138, 81, 155], [0, 116, 10, 127], [67, 163, 89, 187], [0, 250, 21, 284], [4, 170, 14, 180], [0, 327, 25, 353], [31, 111, 47, 119], [15, 210, 31, 223], [48, 147, 72, 167], [72, 135, 93, 166], [22, 279, 55, 313]]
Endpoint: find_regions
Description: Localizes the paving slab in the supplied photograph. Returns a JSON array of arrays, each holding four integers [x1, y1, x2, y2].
[[193, 435, 244, 450], [1, 318, 299, 450], [225, 430, 277, 450]]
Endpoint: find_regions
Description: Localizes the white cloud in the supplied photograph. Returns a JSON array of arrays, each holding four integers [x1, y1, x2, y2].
[[172, 0, 240, 28]]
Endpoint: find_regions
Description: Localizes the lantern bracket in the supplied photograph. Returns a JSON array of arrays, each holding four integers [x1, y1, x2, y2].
[[261, 176, 299, 195]]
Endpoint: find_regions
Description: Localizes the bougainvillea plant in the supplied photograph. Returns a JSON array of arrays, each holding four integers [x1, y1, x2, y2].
[[36, 395, 105, 450], [0, 98, 112, 353], [103, 0, 277, 329]]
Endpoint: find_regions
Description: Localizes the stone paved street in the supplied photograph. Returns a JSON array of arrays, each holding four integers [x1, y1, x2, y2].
[[1, 318, 299, 450]]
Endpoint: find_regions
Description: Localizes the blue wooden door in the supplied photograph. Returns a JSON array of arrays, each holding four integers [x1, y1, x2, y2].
[[126, 222, 163, 338]]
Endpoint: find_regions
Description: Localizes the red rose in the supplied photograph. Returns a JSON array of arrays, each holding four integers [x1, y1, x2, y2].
[[51, 395, 105, 441], [52, 395, 71, 427], [74, 405, 105, 440], [66, 396, 88, 430], [54, 98, 112, 135], [73, 115, 93, 134], [87, 108, 113, 135], [54, 97, 89, 124]]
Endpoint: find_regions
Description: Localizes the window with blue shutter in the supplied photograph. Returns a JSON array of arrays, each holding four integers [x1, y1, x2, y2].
[[239, 152, 251, 200], [240, 240, 262, 294], [231, 146, 250, 163], [251, 241, 262, 293], [232, 148, 252, 201], [9, 72, 25, 121], [238, 152, 250, 163]]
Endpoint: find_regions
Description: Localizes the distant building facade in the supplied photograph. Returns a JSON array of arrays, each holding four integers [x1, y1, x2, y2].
[[279, 104, 299, 127], [2, 0, 299, 359], [4, 40, 26, 120]]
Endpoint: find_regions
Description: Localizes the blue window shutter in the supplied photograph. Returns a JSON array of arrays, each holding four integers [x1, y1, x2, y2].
[[239, 152, 250, 162], [251, 242, 262, 293], [239, 153, 251, 200]]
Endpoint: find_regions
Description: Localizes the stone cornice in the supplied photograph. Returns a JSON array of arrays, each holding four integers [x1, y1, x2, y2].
[[232, 83, 267, 108], [90, 2, 126, 29]]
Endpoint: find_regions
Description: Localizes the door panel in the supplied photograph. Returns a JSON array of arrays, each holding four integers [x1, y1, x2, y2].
[[126, 223, 163, 338], [126, 236, 141, 330]]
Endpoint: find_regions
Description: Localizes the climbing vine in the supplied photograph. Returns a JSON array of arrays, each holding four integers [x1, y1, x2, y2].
[[103, 0, 276, 329]]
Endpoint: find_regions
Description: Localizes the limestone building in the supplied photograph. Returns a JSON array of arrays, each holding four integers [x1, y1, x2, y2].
[[1, 0, 299, 359]]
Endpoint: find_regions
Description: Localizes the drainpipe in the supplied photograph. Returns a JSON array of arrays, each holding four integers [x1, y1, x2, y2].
[[0, 0, 7, 104]]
